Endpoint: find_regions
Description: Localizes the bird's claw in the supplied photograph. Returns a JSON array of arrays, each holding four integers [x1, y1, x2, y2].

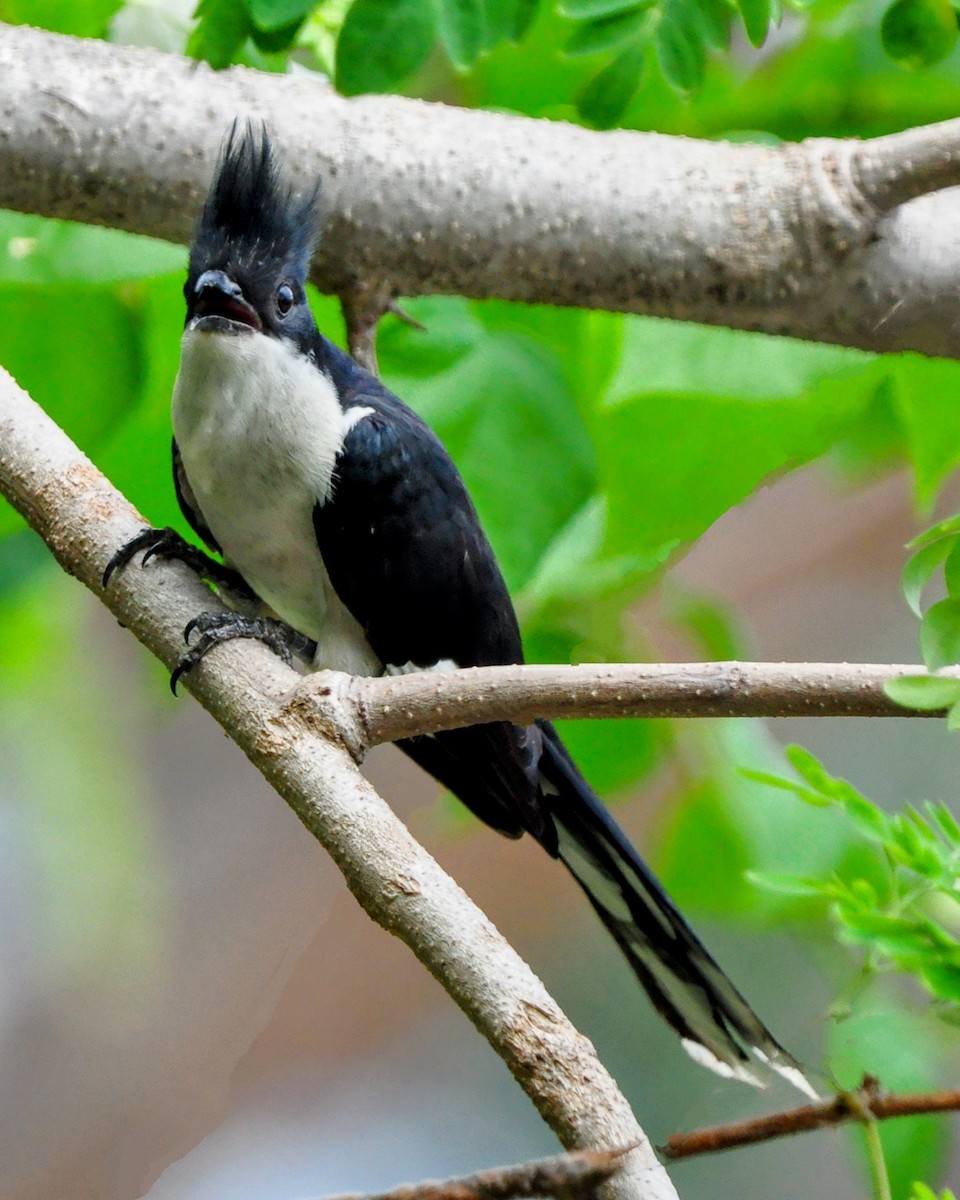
[[102, 527, 177, 587], [170, 611, 311, 695], [103, 526, 252, 599]]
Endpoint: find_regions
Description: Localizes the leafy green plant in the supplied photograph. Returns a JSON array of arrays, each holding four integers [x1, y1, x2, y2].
[[882, 512, 960, 726], [748, 746, 960, 1022], [909, 1184, 957, 1200]]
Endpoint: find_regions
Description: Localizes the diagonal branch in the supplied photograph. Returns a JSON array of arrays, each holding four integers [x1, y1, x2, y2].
[[0, 373, 674, 1200], [3, 23, 960, 354]]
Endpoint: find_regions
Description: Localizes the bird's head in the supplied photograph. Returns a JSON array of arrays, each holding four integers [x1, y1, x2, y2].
[[185, 121, 321, 348]]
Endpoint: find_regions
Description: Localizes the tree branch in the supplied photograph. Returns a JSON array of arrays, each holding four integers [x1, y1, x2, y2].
[[284, 662, 948, 755], [0, 369, 675, 1200], [662, 1078, 960, 1160], [3, 23, 960, 355], [323, 1146, 635, 1200]]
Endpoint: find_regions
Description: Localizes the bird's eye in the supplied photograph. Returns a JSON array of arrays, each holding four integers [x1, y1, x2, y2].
[[276, 284, 295, 316]]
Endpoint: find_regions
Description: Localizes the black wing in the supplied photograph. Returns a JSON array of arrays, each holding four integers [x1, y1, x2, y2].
[[312, 392, 547, 841], [310, 353, 811, 1090]]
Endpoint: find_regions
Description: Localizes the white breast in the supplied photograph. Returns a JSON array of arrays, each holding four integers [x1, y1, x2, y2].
[[171, 326, 381, 675]]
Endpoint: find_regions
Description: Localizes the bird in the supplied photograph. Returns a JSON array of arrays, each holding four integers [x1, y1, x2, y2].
[[104, 121, 814, 1096]]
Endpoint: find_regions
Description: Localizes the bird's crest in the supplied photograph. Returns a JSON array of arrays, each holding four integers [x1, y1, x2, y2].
[[188, 120, 322, 290]]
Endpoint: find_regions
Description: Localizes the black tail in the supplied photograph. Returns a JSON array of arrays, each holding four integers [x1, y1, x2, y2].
[[536, 722, 815, 1095]]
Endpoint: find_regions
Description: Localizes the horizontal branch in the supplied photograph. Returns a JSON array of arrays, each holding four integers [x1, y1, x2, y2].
[[287, 662, 950, 752], [324, 1146, 634, 1200], [662, 1078, 960, 1160], [3, 24, 960, 354], [0, 373, 673, 1199]]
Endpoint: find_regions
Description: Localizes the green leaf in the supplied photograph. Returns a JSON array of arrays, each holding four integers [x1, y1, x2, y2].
[[784, 746, 891, 840], [244, 0, 316, 29], [890, 357, 960, 510], [0, 0, 122, 36], [0, 283, 142, 538], [0, 212, 184, 285], [563, 5, 652, 55], [697, 0, 732, 52], [927, 801, 960, 845], [384, 312, 594, 592], [902, 536, 953, 617], [559, 0, 645, 15], [943, 539, 960, 598], [249, 14, 306, 50], [188, 0, 252, 66], [739, 766, 831, 806], [881, 0, 958, 69], [907, 512, 960, 553], [377, 297, 481, 378], [736, 0, 772, 47], [672, 591, 747, 661], [335, 0, 437, 94], [556, 716, 664, 794], [597, 334, 877, 563], [480, 0, 538, 44], [655, 0, 706, 91], [576, 38, 646, 127], [94, 275, 194, 535], [518, 496, 662, 617], [885, 674, 960, 711], [747, 870, 833, 898], [920, 597, 960, 670], [436, 0, 487, 67]]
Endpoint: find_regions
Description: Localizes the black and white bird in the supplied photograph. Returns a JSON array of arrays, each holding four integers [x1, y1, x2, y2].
[[106, 122, 814, 1095]]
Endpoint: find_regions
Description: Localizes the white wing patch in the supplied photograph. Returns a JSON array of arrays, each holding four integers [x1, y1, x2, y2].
[[385, 659, 459, 676]]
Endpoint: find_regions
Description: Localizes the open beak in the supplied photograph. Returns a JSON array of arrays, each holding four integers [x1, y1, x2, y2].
[[190, 269, 262, 332]]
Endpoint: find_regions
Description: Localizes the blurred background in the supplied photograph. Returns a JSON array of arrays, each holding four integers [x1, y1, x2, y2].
[[3, 1, 960, 1198]]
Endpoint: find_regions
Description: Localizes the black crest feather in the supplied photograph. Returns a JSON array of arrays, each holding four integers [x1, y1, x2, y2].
[[188, 120, 322, 292]]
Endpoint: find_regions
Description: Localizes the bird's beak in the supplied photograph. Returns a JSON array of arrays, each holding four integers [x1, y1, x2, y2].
[[190, 269, 262, 333]]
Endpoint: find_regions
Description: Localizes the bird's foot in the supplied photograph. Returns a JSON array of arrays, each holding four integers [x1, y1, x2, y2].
[[102, 526, 253, 599], [170, 611, 317, 694]]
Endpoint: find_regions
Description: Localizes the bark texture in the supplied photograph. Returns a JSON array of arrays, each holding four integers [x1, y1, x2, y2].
[[2, 23, 960, 354]]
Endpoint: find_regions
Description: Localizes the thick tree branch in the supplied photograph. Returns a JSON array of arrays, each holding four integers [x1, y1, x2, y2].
[[289, 662, 951, 753], [662, 1078, 960, 1160], [3, 24, 960, 355], [324, 1146, 634, 1200], [0, 372, 674, 1200]]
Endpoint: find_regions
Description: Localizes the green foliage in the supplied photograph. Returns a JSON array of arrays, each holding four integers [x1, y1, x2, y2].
[[335, 0, 438, 93], [0, 0, 122, 36], [829, 999, 949, 1197], [910, 1185, 957, 1200], [881, 0, 958, 69], [18, 0, 959, 108], [892, 509, 960, 715], [749, 747, 960, 1021]]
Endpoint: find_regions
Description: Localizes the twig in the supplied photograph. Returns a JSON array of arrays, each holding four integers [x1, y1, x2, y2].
[[661, 1079, 960, 1160], [340, 280, 394, 374], [322, 1146, 635, 1200], [286, 662, 955, 757]]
